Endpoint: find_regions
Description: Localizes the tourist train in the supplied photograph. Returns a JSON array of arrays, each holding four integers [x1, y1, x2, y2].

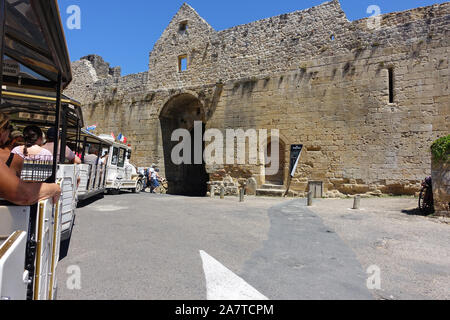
[[0, 0, 143, 300]]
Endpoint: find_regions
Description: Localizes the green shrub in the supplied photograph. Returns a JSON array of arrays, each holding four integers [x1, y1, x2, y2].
[[431, 135, 450, 162]]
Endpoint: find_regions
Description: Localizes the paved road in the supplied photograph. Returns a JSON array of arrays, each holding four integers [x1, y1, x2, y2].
[[56, 193, 373, 300]]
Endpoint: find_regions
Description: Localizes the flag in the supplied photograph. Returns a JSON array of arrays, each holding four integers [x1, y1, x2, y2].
[[86, 124, 97, 132], [111, 132, 116, 140], [118, 133, 127, 144]]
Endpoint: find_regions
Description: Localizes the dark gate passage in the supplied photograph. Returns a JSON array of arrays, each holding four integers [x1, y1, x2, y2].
[[160, 94, 209, 196], [265, 139, 286, 186]]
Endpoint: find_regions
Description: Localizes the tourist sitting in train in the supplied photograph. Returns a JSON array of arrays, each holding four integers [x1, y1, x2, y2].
[[0, 113, 23, 177], [42, 127, 82, 164], [0, 113, 61, 205], [4, 129, 25, 151], [101, 150, 109, 164], [84, 146, 104, 166], [12, 125, 52, 161]]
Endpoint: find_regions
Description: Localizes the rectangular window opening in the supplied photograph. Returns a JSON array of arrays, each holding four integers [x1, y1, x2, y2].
[[388, 67, 394, 103], [179, 21, 188, 32], [178, 55, 188, 72]]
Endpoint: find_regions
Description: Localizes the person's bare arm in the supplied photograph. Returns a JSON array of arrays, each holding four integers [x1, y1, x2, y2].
[[12, 155, 23, 178], [0, 161, 61, 205], [73, 155, 82, 164]]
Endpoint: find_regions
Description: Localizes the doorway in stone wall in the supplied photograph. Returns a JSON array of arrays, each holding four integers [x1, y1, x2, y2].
[[265, 138, 286, 186], [160, 93, 209, 196]]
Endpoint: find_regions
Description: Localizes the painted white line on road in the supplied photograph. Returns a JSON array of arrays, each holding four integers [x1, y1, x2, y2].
[[90, 205, 127, 212], [200, 250, 269, 300]]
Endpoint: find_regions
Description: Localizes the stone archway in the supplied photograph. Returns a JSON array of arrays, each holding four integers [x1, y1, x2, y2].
[[159, 93, 209, 196]]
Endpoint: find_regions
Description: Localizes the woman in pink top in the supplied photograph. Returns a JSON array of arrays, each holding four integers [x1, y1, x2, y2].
[[12, 126, 53, 161]]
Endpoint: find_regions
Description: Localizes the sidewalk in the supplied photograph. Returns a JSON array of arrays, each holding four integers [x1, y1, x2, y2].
[[308, 197, 450, 300]]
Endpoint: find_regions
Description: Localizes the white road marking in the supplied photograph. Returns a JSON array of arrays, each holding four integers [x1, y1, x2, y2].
[[200, 250, 269, 300], [91, 205, 127, 212]]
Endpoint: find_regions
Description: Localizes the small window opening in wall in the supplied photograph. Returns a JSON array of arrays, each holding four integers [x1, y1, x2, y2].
[[179, 21, 188, 32], [330, 34, 335, 41], [178, 55, 188, 72], [388, 67, 394, 103]]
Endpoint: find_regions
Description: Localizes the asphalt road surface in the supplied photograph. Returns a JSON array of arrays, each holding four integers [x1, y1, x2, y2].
[[56, 193, 373, 300]]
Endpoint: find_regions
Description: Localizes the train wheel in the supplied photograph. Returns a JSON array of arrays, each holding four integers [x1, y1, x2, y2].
[[418, 189, 425, 213], [133, 181, 142, 194]]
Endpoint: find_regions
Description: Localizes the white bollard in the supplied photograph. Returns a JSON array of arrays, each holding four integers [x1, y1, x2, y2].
[[353, 195, 361, 210], [239, 188, 245, 202], [307, 191, 313, 206]]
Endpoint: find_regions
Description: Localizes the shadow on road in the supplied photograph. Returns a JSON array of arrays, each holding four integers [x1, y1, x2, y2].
[[77, 193, 105, 208], [59, 237, 71, 261], [401, 208, 434, 217]]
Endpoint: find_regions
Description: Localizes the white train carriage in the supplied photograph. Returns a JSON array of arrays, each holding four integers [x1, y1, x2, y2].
[[97, 135, 145, 194], [0, 0, 77, 300], [75, 130, 113, 201]]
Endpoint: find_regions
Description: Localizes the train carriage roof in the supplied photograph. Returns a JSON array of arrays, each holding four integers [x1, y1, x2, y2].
[[2, 0, 72, 88], [79, 129, 114, 146], [0, 88, 83, 128]]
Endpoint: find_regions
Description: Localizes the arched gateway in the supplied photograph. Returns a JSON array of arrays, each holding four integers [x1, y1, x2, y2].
[[159, 94, 209, 196]]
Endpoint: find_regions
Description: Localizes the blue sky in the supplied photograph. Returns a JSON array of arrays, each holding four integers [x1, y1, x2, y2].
[[59, 0, 447, 75]]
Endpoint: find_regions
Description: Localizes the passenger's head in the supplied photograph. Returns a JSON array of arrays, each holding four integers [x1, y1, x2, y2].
[[46, 127, 57, 142], [6, 129, 24, 150], [23, 125, 44, 156], [0, 113, 12, 146], [90, 146, 99, 156]]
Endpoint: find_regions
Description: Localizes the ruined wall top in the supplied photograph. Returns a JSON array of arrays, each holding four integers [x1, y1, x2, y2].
[[65, 0, 450, 101], [147, 0, 449, 89]]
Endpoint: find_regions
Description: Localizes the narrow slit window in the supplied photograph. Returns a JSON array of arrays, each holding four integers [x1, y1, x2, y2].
[[388, 67, 394, 103], [178, 55, 187, 72]]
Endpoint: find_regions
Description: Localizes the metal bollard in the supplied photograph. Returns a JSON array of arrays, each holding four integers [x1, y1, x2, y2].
[[210, 185, 215, 198], [353, 195, 361, 210], [239, 188, 245, 202], [307, 191, 313, 206], [220, 186, 225, 199]]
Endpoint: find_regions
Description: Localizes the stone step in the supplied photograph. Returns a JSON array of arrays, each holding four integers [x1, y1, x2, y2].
[[260, 184, 285, 190], [256, 189, 297, 197], [256, 189, 285, 197]]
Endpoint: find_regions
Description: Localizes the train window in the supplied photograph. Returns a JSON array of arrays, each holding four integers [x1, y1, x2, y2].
[[112, 147, 119, 166], [118, 148, 126, 168]]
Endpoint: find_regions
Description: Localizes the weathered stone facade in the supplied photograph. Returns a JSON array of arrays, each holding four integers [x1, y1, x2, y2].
[[65, 1, 450, 196], [432, 159, 450, 216]]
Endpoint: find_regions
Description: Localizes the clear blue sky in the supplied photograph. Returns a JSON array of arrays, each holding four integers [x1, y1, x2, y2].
[[59, 0, 447, 75]]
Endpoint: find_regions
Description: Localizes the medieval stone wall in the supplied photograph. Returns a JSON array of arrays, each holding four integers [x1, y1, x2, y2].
[[64, 0, 450, 196]]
